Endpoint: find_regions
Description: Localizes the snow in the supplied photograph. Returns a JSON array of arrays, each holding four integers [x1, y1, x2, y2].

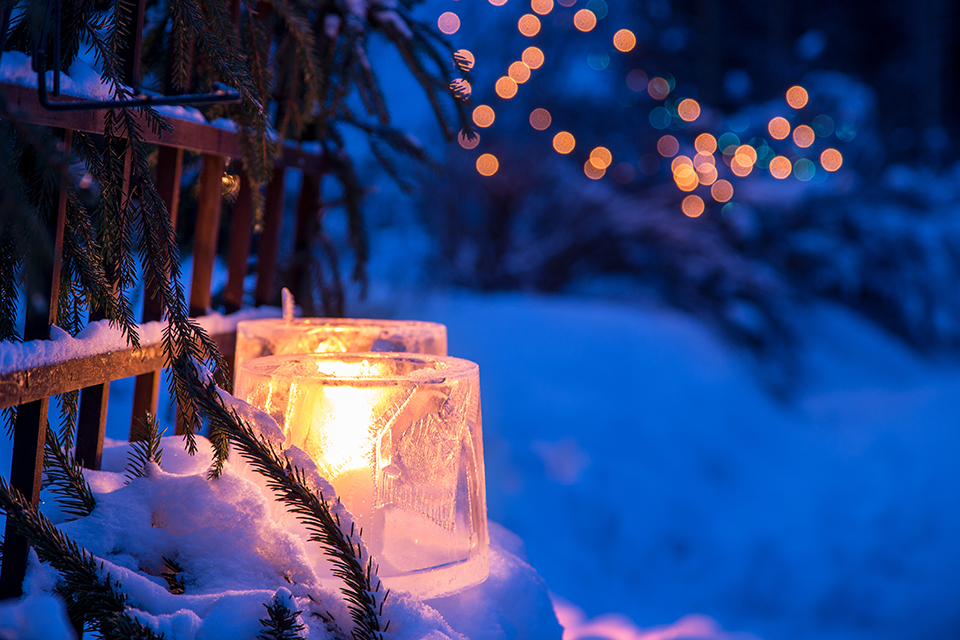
[[0, 50, 113, 100], [0, 307, 281, 375]]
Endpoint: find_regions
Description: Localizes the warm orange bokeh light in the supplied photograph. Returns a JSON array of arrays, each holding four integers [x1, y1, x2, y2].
[[711, 179, 733, 203], [658, 135, 680, 158], [769, 156, 792, 179], [522, 47, 545, 69], [734, 145, 757, 166], [793, 125, 815, 148], [438, 12, 460, 34], [673, 165, 699, 192], [584, 160, 605, 180], [697, 164, 718, 185], [648, 77, 670, 100], [821, 148, 843, 172], [489, 0, 508, 5], [786, 85, 809, 109], [454, 49, 475, 72], [458, 130, 480, 150], [553, 131, 576, 154], [531, 0, 554, 15], [518, 14, 541, 36], [590, 146, 613, 169], [695, 133, 717, 155], [530, 108, 552, 130], [495, 77, 518, 99], [682, 195, 705, 218], [677, 99, 701, 122], [473, 105, 495, 128], [573, 9, 597, 32], [730, 156, 753, 177], [768, 117, 790, 141], [509, 61, 532, 83], [671, 155, 693, 172], [613, 29, 637, 52], [693, 153, 715, 170], [476, 153, 499, 176]]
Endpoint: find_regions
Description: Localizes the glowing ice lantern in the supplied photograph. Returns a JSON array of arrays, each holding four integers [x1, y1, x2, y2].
[[235, 352, 488, 598], [235, 317, 448, 375]]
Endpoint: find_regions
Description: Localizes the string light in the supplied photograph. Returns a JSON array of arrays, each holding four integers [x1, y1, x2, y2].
[[496, 77, 519, 99], [531, 0, 554, 15], [509, 61, 532, 84], [682, 195, 705, 217], [820, 148, 843, 172]]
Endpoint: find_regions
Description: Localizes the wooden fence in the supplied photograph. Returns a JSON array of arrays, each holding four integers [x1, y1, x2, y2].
[[0, 0, 324, 598]]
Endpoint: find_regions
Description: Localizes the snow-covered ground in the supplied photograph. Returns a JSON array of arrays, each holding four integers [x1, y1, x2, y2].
[[2, 288, 959, 639]]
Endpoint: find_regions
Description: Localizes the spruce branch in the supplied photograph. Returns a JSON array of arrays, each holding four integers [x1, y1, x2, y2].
[[258, 592, 306, 640], [125, 412, 165, 482], [43, 427, 96, 520], [188, 368, 389, 640], [0, 477, 164, 639]]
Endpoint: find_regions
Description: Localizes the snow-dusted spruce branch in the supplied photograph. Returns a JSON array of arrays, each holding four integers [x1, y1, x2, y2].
[[258, 591, 308, 640], [0, 478, 163, 639], [190, 369, 390, 640], [124, 412, 165, 483]]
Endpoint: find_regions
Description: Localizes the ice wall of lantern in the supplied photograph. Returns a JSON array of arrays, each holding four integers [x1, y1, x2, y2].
[[235, 352, 488, 599]]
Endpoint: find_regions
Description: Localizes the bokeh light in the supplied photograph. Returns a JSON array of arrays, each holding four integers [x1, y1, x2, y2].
[[682, 195, 705, 218], [553, 131, 576, 154], [476, 153, 499, 176], [812, 114, 835, 137], [489, 0, 508, 6], [793, 124, 815, 148], [648, 77, 671, 100], [450, 78, 472, 100], [820, 148, 843, 172], [613, 29, 637, 53], [522, 47, 545, 70], [458, 130, 480, 150], [613, 162, 636, 184], [626, 69, 648, 92], [657, 135, 679, 158], [454, 50, 475, 73], [711, 180, 733, 203], [734, 145, 757, 166], [794, 158, 816, 181], [769, 155, 792, 179], [518, 14, 541, 36], [786, 85, 809, 109], [673, 164, 699, 192], [768, 117, 790, 141], [509, 61, 532, 84], [473, 105, 495, 128], [573, 9, 597, 32], [671, 155, 693, 172], [531, 0, 554, 15], [557, 0, 576, 5], [730, 156, 753, 177], [590, 146, 613, 169], [495, 76, 518, 99], [584, 159, 605, 180], [697, 164, 718, 185], [677, 99, 701, 122], [530, 108, 552, 130], [438, 12, 460, 34], [695, 133, 717, 155], [693, 153, 715, 170]]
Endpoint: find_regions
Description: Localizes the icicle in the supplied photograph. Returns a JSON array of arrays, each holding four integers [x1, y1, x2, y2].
[[282, 288, 295, 324]]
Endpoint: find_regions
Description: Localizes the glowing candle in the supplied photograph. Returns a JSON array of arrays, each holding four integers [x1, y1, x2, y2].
[[235, 352, 488, 598]]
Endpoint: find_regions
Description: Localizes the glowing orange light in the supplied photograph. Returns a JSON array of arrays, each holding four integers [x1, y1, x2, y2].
[[657, 135, 679, 158], [793, 125, 815, 148], [458, 130, 480, 150], [454, 50, 475, 72], [613, 29, 637, 52], [786, 86, 809, 109], [495, 77, 518, 99], [438, 12, 460, 34], [509, 61, 532, 83], [693, 153, 715, 170], [768, 117, 790, 140], [584, 160, 605, 180], [769, 156, 792, 179], [695, 133, 717, 155], [530, 108, 552, 130], [697, 164, 718, 186], [489, 0, 507, 5], [821, 148, 843, 172], [522, 47, 545, 69], [734, 145, 757, 166], [730, 156, 753, 177], [677, 99, 701, 122], [476, 153, 499, 176], [553, 131, 576, 154], [518, 14, 541, 36], [671, 155, 693, 172], [590, 147, 613, 169], [573, 9, 597, 32], [711, 180, 733, 203], [531, 0, 554, 16], [682, 195, 705, 218], [648, 77, 670, 100], [673, 165, 699, 192], [472, 105, 495, 128]]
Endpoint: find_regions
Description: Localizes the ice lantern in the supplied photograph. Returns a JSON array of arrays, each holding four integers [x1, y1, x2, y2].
[[235, 352, 488, 598], [234, 318, 448, 375]]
